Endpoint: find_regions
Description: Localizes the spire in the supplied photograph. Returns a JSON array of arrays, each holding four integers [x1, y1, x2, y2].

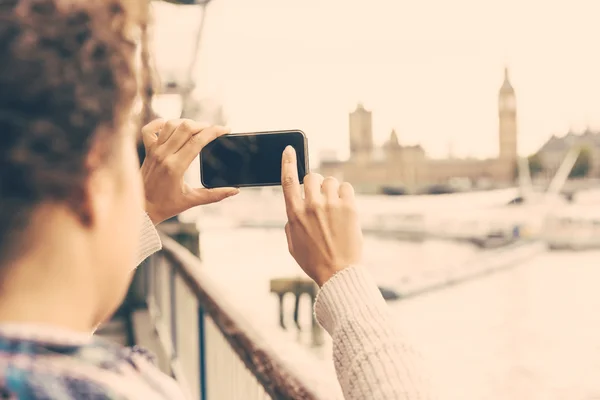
[[390, 129, 399, 145], [386, 129, 400, 148], [500, 66, 514, 94]]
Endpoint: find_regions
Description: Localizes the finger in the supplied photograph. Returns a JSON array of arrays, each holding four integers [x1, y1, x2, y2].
[[339, 182, 356, 203], [285, 222, 294, 255], [188, 187, 240, 207], [141, 118, 165, 150], [178, 125, 231, 167], [281, 146, 302, 218], [156, 119, 183, 146], [303, 173, 324, 203], [321, 176, 341, 201], [163, 119, 210, 155]]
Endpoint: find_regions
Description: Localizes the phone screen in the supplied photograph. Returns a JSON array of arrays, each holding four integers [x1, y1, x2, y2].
[[200, 130, 308, 188]]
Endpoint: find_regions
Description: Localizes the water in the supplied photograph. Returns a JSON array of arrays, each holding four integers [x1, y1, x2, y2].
[[387, 251, 600, 400], [196, 191, 600, 400], [195, 187, 520, 227]]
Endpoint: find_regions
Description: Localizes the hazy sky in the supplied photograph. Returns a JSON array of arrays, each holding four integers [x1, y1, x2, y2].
[[150, 0, 600, 162]]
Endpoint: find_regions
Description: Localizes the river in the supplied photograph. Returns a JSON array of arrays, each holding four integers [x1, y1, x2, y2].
[[194, 190, 600, 400]]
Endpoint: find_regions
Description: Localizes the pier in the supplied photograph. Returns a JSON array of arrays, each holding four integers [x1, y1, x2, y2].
[[269, 277, 324, 347]]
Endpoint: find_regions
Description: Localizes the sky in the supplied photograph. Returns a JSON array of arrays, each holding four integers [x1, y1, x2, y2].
[[150, 0, 600, 162]]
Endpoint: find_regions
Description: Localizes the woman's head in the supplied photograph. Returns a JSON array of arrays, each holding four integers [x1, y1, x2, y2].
[[0, 0, 149, 328]]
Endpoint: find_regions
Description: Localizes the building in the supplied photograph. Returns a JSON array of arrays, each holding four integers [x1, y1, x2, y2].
[[535, 128, 600, 179], [319, 68, 519, 194]]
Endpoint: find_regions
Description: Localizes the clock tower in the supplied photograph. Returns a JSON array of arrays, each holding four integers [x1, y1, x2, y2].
[[498, 67, 518, 162]]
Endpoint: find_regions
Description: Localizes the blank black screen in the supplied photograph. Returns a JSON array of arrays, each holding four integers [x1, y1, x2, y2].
[[200, 130, 308, 188]]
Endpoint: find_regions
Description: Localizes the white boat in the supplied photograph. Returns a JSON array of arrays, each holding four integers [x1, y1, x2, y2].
[[543, 205, 600, 250]]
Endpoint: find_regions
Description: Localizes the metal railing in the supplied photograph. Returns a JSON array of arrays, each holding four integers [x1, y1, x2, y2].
[[137, 233, 340, 400]]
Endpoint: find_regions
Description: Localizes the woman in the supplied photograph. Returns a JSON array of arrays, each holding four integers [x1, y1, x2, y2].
[[0, 0, 431, 398]]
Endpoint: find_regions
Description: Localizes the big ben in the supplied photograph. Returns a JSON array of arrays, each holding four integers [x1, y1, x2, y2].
[[498, 67, 518, 162]]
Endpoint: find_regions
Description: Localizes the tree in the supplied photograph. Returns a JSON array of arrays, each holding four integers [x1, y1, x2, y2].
[[569, 146, 592, 178], [527, 153, 544, 177], [512, 154, 543, 181]]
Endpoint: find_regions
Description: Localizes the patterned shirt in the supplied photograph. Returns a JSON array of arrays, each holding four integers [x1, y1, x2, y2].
[[0, 324, 186, 399]]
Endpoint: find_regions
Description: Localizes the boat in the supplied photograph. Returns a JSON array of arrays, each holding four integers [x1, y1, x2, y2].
[[543, 205, 600, 250], [424, 184, 456, 195], [380, 186, 408, 196]]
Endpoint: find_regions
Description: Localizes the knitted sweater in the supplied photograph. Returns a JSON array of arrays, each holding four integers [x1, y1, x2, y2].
[[0, 213, 430, 399]]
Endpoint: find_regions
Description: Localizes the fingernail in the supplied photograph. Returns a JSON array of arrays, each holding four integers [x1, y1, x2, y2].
[[283, 146, 293, 161], [228, 188, 240, 197]]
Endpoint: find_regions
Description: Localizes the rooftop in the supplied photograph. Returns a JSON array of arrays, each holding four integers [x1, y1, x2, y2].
[[537, 128, 600, 153]]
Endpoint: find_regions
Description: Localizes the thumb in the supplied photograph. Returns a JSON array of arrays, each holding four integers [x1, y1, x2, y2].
[[188, 187, 240, 206]]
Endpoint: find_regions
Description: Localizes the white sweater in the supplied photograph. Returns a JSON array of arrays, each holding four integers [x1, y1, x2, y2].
[[138, 214, 432, 399]]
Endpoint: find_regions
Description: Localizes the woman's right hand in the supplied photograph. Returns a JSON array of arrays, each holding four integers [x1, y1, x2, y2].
[[280, 146, 364, 287]]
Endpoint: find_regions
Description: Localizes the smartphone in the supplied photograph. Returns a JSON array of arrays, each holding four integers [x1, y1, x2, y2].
[[200, 130, 309, 188]]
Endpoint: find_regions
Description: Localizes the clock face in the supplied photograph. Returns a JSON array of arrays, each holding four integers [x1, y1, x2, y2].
[[501, 95, 516, 111]]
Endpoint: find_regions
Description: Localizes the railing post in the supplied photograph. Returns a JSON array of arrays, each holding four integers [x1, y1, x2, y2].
[[153, 253, 161, 320], [197, 307, 207, 400], [169, 266, 177, 360]]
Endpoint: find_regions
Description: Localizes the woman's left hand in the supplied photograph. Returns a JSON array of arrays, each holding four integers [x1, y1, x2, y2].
[[140, 118, 239, 225]]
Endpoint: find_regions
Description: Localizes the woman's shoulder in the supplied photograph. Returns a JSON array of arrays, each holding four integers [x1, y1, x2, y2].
[[0, 329, 172, 399]]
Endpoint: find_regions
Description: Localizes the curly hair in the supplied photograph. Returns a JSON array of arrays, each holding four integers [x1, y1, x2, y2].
[[0, 0, 153, 263]]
